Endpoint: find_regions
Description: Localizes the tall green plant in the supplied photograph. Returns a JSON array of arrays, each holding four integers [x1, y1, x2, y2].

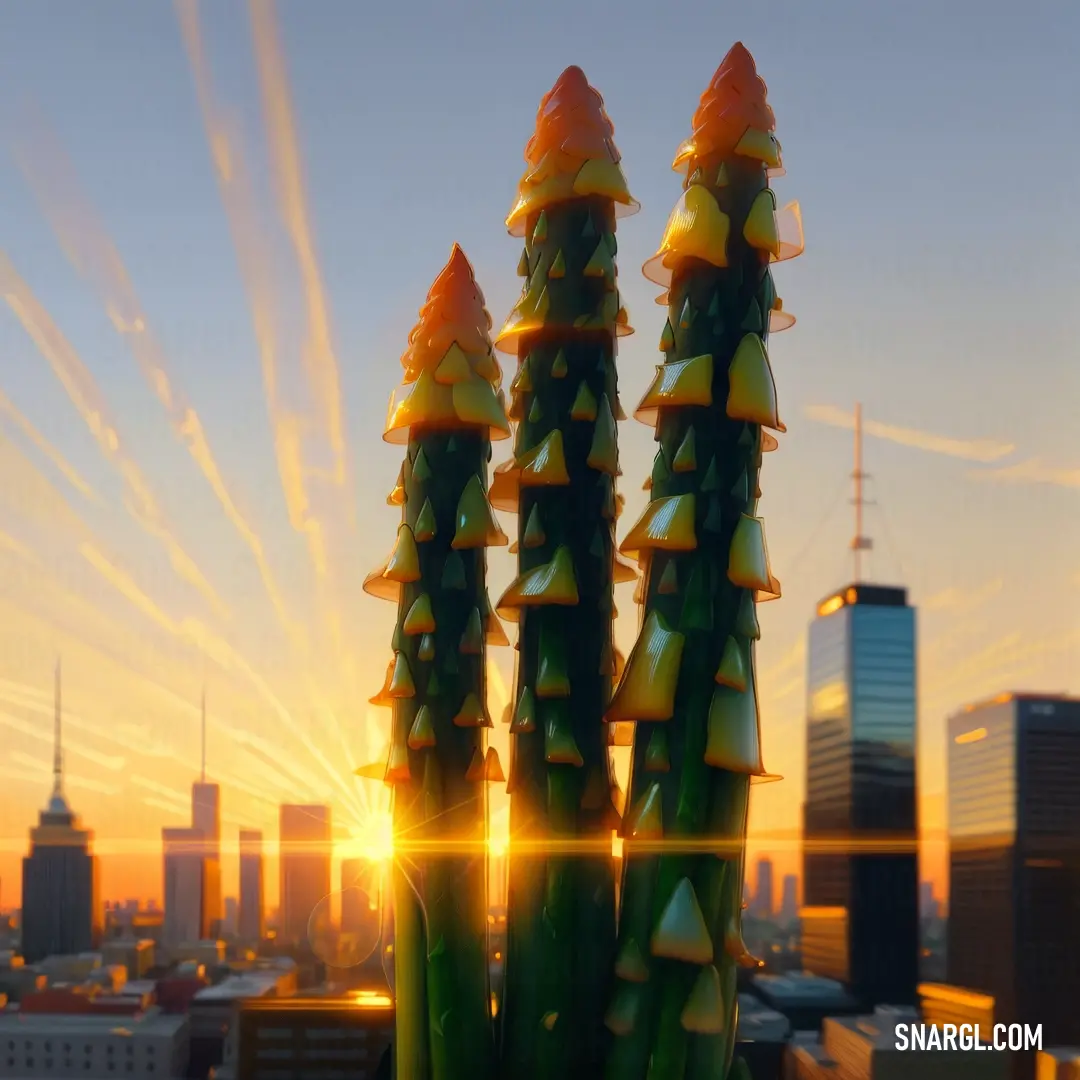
[[491, 66, 639, 1080], [604, 44, 802, 1080], [364, 246, 511, 1080]]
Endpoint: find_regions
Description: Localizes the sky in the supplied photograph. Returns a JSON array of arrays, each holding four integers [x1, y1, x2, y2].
[[0, 0, 1077, 913]]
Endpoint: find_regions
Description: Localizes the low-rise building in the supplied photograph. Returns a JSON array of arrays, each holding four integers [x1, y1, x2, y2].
[[736, 993, 791, 1080], [1037, 1048, 1080, 1080], [172, 940, 226, 968], [0, 1007, 189, 1078], [753, 972, 861, 1031], [102, 939, 156, 980], [786, 1008, 1014, 1080], [187, 972, 289, 1079], [229, 989, 392, 1079]]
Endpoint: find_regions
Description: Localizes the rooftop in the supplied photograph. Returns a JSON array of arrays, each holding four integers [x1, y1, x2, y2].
[[954, 691, 1080, 716], [1040, 1048, 1080, 1063], [193, 974, 284, 1002], [826, 1011, 920, 1049], [239, 989, 393, 1013], [0, 1008, 187, 1036], [736, 1006, 790, 1042], [815, 583, 908, 617], [752, 972, 857, 1005]]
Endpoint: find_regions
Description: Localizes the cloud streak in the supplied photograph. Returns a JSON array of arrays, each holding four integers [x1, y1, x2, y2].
[[13, 107, 303, 648], [922, 577, 1004, 614], [804, 404, 1015, 463], [967, 457, 1080, 490]]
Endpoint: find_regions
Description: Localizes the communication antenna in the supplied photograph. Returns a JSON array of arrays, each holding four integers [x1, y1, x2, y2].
[[850, 403, 874, 582], [200, 684, 207, 784], [53, 656, 63, 796]]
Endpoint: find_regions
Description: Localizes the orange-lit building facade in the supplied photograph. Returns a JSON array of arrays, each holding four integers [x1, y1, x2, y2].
[[947, 693, 1080, 1046]]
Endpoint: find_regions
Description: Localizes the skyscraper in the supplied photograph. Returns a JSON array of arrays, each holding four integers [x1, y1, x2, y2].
[[340, 857, 383, 976], [753, 856, 775, 919], [947, 692, 1080, 1045], [21, 662, 100, 963], [162, 689, 221, 948], [238, 829, 265, 943], [192, 688, 221, 935], [162, 827, 212, 947], [778, 873, 799, 925], [279, 805, 332, 948], [800, 406, 919, 1007]]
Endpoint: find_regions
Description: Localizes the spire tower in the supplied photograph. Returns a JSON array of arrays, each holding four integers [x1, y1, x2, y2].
[[53, 657, 63, 798], [200, 684, 207, 784], [850, 402, 874, 582]]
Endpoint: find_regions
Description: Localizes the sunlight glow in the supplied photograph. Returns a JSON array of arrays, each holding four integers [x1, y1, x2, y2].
[[489, 806, 510, 857]]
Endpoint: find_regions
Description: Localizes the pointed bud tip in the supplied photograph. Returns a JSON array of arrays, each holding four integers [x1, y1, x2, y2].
[[445, 243, 474, 273], [555, 65, 590, 89], [716, 41, 758, 77]]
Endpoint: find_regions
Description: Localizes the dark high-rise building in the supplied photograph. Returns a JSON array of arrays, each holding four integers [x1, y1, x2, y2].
[[238, 829, 265, 942], [801, 583, 918, 1007], [753, 856, 775, 919], [778, 873, 799, 925], [947, 692, 1080, 1046], [279, 805, 332, 948], [21, 662, 100, 963]]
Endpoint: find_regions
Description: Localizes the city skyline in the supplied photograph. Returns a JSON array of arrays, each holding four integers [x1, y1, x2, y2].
[[0, 0, 1077, 909]]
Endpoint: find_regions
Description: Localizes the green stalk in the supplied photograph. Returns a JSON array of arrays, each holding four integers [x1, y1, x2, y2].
[[368, 247, 509, 1080], [494, 66, 636, 1080], [606, 43, 801, 1080]]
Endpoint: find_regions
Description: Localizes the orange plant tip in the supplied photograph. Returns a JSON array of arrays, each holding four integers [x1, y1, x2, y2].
[[505, 64, 638, 236], [671, 43, 777, 175]]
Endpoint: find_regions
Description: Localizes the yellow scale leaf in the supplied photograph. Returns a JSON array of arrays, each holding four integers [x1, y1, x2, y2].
[[634, 354, 713, 425], [643, 186, 730, 287], [728, 514, 773, 592], [619, 494, 697, 558], [496, 546, 579, 618], [407, 706, 436, 750], [705, 678, 767, 775], [453, 475, 509, 549], [586, 395, 619, 476], [453, 692, 491, 728], [388, 652, 416, 698], [715, 635, 748, 691], [570, 382, 598, 422], [734, 127, 782, 169], [651, 878, 713, 964], [403, 594, 436, 636], [726, 334, 784, 432], [607, 611, 686, 723], [518, 430, 571, 486], [744, 189, 780, 258], [384, 525, 421, 582], [433, 343, 473, 385]]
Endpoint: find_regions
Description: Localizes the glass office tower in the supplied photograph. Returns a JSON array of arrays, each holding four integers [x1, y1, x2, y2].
[[801, 583, 918, 1007], [947, 693, 1080, 1046]]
